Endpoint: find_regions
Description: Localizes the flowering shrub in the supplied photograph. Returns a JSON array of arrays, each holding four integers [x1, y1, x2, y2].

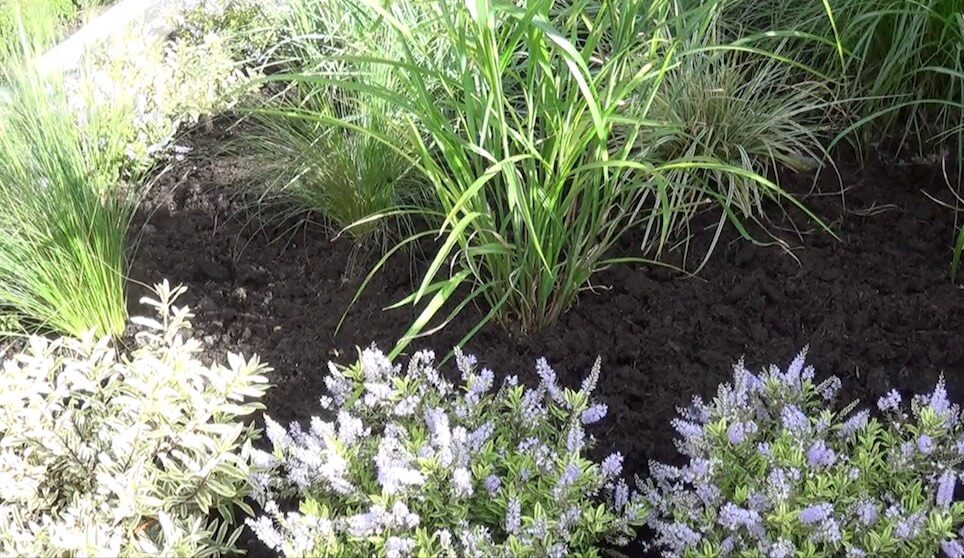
[[248, 348, 643, 557], [0, 281, 270, 556], [642, 349, 964, 557]]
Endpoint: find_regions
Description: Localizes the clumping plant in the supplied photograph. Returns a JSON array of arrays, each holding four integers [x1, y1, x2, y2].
[[247, 348, 643, 557], [641, 348, 964, 557], [0, 62, 137, 338], [0, 281, 270, 556]]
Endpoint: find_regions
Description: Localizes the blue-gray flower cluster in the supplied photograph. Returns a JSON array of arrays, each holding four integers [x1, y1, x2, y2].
[[248, 347, 641, 557], [642, 348, 964, 557]]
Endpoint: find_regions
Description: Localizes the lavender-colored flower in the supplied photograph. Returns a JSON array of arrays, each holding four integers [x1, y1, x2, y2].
[[854, 499, 878, 526], [818, 376, 842, 400], [718, 502, 760, 531], [453, 347, 478, 378], [484, 474, 501, 495], [466, 368, 494, 405], [534, 443, 555, 471], [452, 467, 473, 498], [695, 483, 722, 506], [781, 405, 810, 434], [346, 506, 388, 537], [458, 526, 492, 557], [846, 548, 867, 558], [581, 403, 608, 424], [877, 389, 902, 411], [601, 452, 623, 477], [784, 348, 809, 386], [247, 516, 284, 551], [385, 536, 415, 558], [943, 541, 964, 558], [687, 458, 711, 481], [613, 479, 630, 509], [726, 421, 757, 445], [518, 437, 538, 452], [654, 521, 701, 552], [526, 518, 548, 539], [747, 491, 768, 512], [557, 506, 582, 533], [337, 410, 366, 444], [895, 512, 925, 540], [566, 423, 585, 453], [652, 462, 682, 483], [581, 358, 601, 394], [436, 529, 453, 549], [557, 462, 581, 489], [900, 441, 915, 459], [547, 543, 568, 558], [536, 358, 564, 404], [520, 388, 547, 422], [769, 539, 796, 558], [469, 422, 494, 451], [505, 498, 521, 534], [956, 438, 964, 456], [938, 470, 957, 509], [757, 442, 772, 458], [806, 440, 837, 469], [672, 419, 704, 442], [917, 434, 935, 455], [812, 517, 842, 543], [375, 434, 425, 495], [389, 501, 419, 529], [928, 378, 952, 416], [837, 410, 869, 438], [798, 503, 833, 525], [767, 468, 795, 502], [393, 395, 419, 416], [681, 395, 711, 424]]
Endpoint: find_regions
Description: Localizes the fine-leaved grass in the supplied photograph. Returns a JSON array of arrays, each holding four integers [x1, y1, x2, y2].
[[0, 50, 138, 337], [638, 33, 836, 265]]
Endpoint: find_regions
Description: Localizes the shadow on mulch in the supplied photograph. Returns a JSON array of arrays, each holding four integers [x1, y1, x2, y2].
[[130, 127, 964, 556]]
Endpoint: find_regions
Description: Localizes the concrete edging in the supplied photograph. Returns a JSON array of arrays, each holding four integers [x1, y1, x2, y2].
[[38, 0, 189, 75]]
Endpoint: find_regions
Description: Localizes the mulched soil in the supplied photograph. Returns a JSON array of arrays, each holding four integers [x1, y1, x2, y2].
[[130, 126, 964, 556]]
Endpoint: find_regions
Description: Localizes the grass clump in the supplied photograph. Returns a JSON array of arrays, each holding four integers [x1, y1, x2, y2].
[[311, 0, 677, 346], [640, 40, 834, 262], [236, 0, 433, 249], [831, 0, 963, 144], [0, 61, 138, 337]]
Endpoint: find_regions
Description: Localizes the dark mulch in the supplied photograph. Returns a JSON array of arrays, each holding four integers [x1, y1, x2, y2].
[[130, 129, 964, 556]]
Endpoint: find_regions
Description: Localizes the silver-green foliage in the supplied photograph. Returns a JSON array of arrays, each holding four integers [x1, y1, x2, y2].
[[0, 281, 270, 557], [248, 347, 641, 557], [641, 39, 834, 263]]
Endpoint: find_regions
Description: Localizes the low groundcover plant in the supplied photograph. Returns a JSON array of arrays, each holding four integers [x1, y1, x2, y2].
[[248, 348, 643, 557], [0, 281, 270, 557], [642, 348, 964, 557]]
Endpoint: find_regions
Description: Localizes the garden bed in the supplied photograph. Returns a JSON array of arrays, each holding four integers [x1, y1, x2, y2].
[[131, 125, 964, 555]]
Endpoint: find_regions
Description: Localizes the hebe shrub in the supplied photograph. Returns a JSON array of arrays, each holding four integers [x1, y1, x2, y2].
[[642, 349, 964, 557], [0, 281, 269, 557], [248, 348, 643, 557]]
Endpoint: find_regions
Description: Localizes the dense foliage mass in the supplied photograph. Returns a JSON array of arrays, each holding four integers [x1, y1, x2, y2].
[[248, 348, 643, 557], [643, 350, 964, 557], [0, 282, 269, 556]]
